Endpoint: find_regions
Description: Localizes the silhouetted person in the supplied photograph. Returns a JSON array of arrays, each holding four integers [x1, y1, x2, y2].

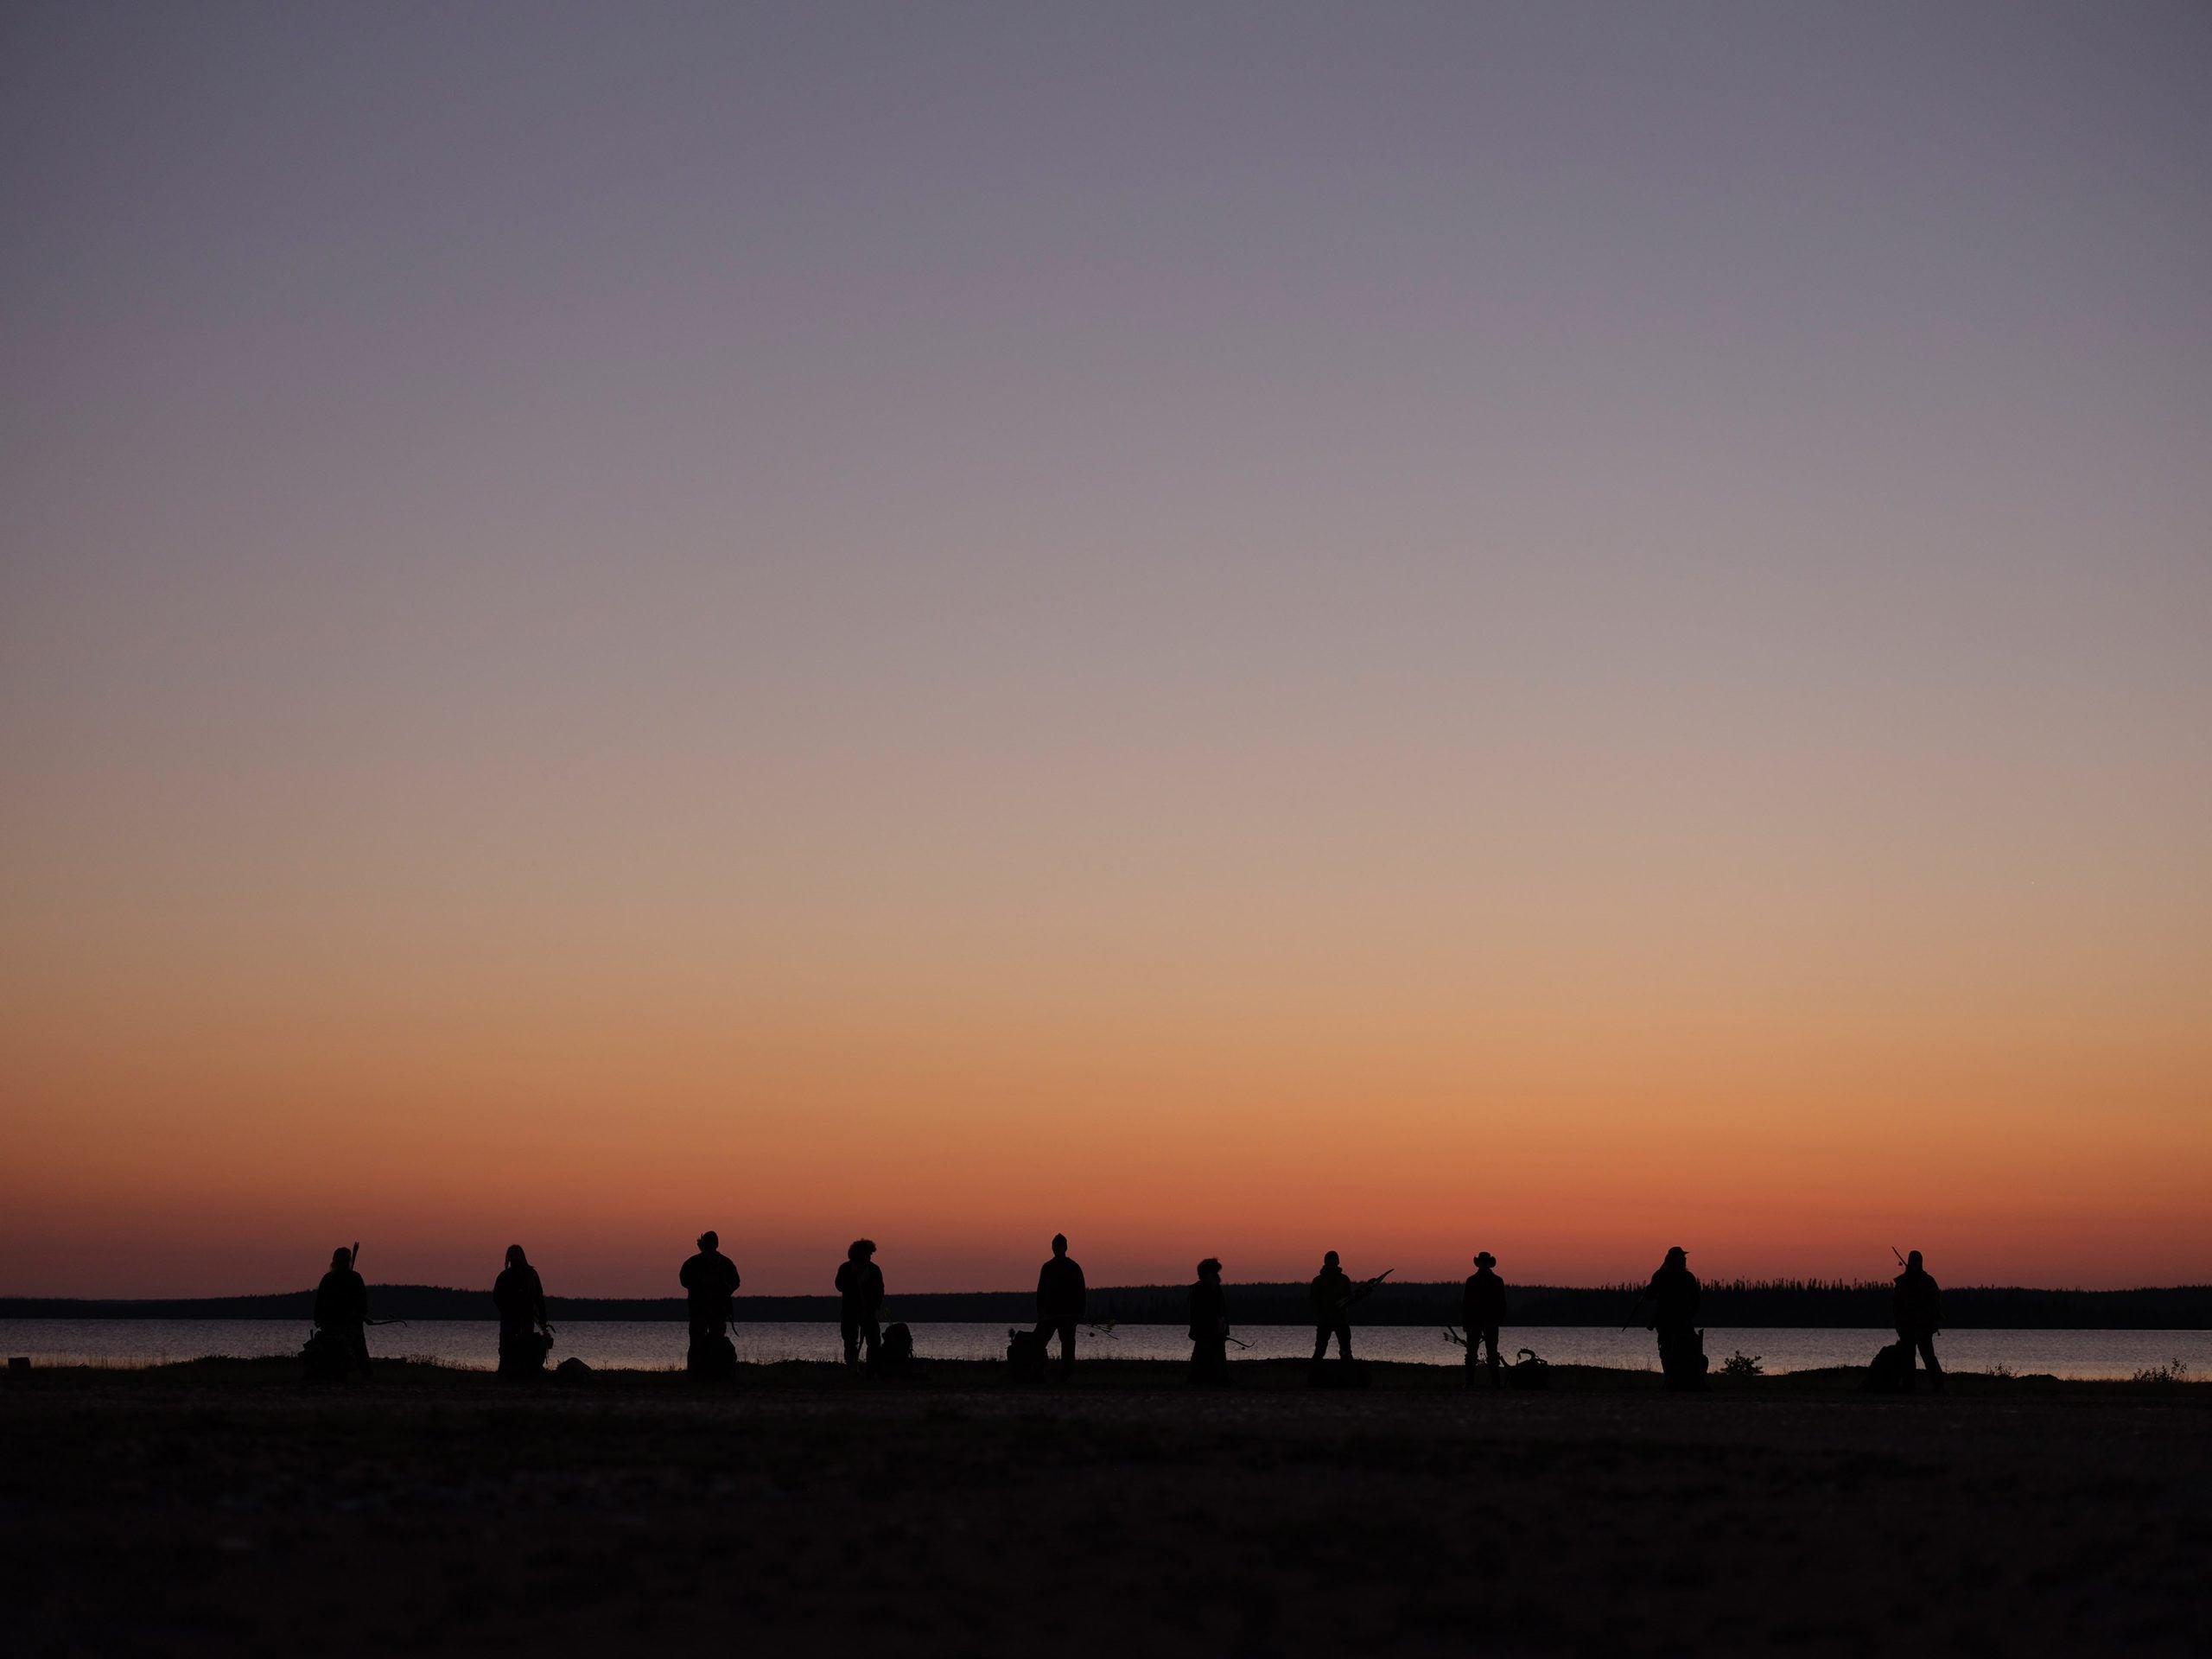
[[1310, 1250, 1356, 1362], [1463, 1251, 1507, 1389], [1033, 1234, 1086, 1377], [680, 1230, 741, 1363], [1188, 1257, 1230, 1385], [1647, 1245, 1700, 1389], [1894, 1249, 1944, 1393], [836, 1238, 885, 1370], [493, 1244, 550, 1376], [314, 1245, 372, 1380]]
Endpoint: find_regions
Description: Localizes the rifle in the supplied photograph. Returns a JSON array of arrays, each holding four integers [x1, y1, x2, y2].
[[1891, 1245, 1907, 1267], [1620, 1284, 1650, 1332], [1443, 1325, 1466, 1348]]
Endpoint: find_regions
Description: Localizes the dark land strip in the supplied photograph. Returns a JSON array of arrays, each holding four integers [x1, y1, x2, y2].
[[3, 1359, 2207, 1657]]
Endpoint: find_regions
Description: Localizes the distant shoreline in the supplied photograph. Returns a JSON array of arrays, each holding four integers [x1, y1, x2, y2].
[[7, 1281, 2209, 1329]]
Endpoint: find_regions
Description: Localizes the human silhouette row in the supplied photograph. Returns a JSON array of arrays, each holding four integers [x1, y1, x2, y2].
[[307, 1237, 1947, 1391]]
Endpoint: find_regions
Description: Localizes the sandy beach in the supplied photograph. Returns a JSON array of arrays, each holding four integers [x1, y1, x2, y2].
[[3, 1357, 2206, 1656]]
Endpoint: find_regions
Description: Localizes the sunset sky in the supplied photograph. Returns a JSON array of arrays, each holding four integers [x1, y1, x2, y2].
[[3, 3, 2208, 1299]]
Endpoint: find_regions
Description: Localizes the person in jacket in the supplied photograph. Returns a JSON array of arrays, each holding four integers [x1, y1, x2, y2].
[[679, 1230, 741, 1358], [1646, 1245, 1702, 1389], [1310, 1250, 1357, 1363], [1033, 1234, 1086, 1378], [836, 1238, 886, 1370], [493, 1244, 550, 1376], [314, 1245, 372, 1381], [1893, 1249, 1944, 1393], [1188, 1257, 1230, 1385], [1462, 1251, 1507, 1389]]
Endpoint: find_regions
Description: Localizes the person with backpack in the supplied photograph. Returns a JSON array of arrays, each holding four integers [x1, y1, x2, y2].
[[1893, 1249, 1944, 1393], [1187, 1257, 1230, 1385], [836, 1239, 886, 1371], [313, 1244, 372, 1381], [679, 1230, 741, 1376], [1462, 1251, 1507, 1389], [493, 1244, 551, 1376], [1033, 1234, 1086, 1378]]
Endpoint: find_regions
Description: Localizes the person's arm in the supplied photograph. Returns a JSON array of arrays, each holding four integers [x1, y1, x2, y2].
[[1073, 1265, 1086, 1322]]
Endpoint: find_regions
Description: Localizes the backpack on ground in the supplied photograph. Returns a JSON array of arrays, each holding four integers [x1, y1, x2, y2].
[[1507, 1347, 1551, 1390], [301, 1329, 351, 1382], [1661, 1328, 1710, 1392], [687, 1331, 738, 1382], [872, 1322, 914, 1376], [1007, 1328, 1047, 1383], [499, 1329, 553, 1377], [1863, 1342, 1912, 1393]]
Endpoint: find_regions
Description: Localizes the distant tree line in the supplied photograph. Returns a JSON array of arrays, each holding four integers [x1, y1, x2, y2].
[[5, 1280, 2209, 1328]]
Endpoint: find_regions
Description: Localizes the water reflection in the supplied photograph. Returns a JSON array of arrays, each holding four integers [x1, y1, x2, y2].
[[2, 1319, 2206, 1380]]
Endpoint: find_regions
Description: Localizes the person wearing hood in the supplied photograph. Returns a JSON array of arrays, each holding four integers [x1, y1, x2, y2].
[[1188, 1258, 1230, 1385], [493, 1244, 551, 1376]]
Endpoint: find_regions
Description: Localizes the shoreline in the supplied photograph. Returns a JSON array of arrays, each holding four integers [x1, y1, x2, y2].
[[8, 1351, 2208, 1395]]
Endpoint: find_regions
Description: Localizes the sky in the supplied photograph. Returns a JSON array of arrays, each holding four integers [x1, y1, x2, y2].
[[3, 2, 2208, 1299]]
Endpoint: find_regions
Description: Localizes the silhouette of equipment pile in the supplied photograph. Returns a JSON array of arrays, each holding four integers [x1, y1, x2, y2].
[[871, 1321, 914, 1377], [300, 1329, 354, 1382], [688, 1331, 738, 1382], [1006, 1327, 1048, 1383], [1863, 1341, 1914, 1393], [1506, 1347, 1551, 1390]]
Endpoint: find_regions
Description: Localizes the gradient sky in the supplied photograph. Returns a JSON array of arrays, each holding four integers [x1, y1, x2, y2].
[[3, 3, 2208, 1298]]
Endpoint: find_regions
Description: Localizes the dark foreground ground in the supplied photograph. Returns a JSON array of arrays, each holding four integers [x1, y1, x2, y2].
[[3, 1358, 2207, 1657]]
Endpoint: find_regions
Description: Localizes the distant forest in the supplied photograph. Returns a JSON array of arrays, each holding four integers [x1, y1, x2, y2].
[[6, 1280, 2209, 1329]]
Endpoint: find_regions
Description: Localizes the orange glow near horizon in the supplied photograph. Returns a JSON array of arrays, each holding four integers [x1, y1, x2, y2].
[[5, 849, 2206, 1297]]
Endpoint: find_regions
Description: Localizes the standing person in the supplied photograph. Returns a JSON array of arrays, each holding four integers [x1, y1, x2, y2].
[[1033, 1234, 1086, 1378], [1188, 1258, 1230, 1386], [836, 1239, 885, 1371], [1893, 1249, 1944, 1394], [679, 1230, 741, 1374], [493, 1244, 550, 1376], [314, 1245, 372, 1381], [1462, 1251, 1507, 1389], [1310, 1250, 1356, 1363], [1646, 1245, 1702, 1389]]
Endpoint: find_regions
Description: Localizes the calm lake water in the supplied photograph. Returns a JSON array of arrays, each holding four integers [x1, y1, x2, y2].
[[3, 1320, 2205, 1380]]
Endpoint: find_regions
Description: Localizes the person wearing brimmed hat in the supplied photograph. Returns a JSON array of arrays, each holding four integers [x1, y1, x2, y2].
[[1645, 1245, 1703, 1389], [1462, 1251, 1508, 1389], [1187, 1257, 1230, 1386]]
